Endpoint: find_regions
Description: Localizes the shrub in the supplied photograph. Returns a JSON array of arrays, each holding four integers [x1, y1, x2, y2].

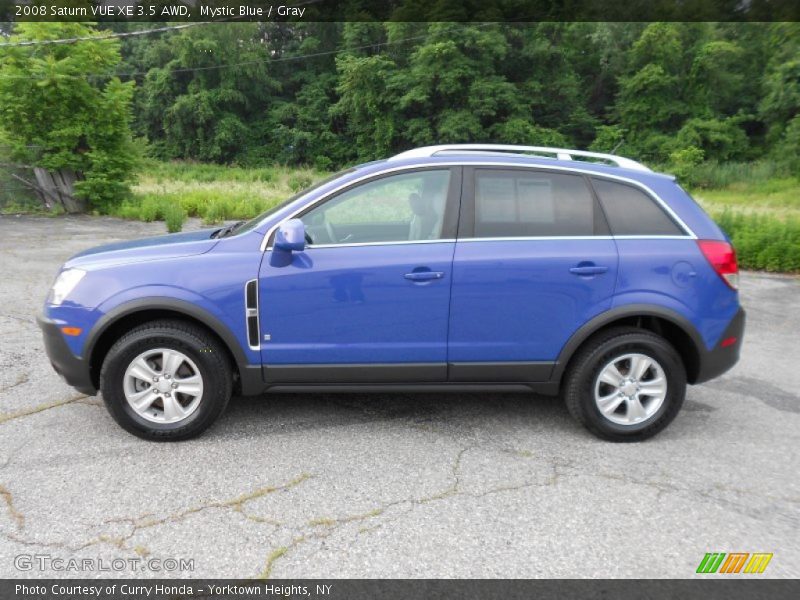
[[314, 155, 333, 172], [589, 125, 626, 153], [202, 197, 230, 225], [163, 202, 187, 233], [668, 146, 705, 186], [288, 173, 314, 192], [111, 193, 187, 231], [137, 195, 164, 222], [675, 117, 750, 162], [776, 115, 800, 174]]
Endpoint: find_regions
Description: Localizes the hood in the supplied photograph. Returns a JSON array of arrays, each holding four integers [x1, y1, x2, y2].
[[65, 228, 220, 269]]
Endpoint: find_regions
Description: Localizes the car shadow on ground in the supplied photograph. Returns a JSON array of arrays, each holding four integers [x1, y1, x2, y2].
[[207, 391, 577, 440]]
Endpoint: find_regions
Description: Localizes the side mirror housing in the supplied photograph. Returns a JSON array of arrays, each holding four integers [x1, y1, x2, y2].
[[274, 219, 306, 253]]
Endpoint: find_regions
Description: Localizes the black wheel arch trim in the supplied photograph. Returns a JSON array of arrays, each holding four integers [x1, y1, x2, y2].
[[551, 304, 708, 384], [84, 298, 266, 395]]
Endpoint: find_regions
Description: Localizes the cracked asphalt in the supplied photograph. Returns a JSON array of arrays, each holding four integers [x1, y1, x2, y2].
[[0, 215, 798, 579]]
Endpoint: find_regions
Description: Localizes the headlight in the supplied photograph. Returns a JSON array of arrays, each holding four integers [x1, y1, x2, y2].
[[48, 269, 86, 305]]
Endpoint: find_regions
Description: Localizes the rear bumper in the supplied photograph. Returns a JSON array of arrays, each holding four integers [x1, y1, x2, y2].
[[37, 314, 97, 395], [694, 307, 745, 384]]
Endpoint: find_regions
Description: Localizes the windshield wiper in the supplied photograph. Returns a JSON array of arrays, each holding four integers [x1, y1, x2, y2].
[[212, 220, 246, 239]]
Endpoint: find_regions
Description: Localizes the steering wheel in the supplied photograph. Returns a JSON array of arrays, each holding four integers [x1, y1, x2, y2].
[[304, 231, 314, 245], [325, 217, 339, 244]]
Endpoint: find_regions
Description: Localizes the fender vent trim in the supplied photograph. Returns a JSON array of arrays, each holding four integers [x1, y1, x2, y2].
[[245, 279, 260, 350]]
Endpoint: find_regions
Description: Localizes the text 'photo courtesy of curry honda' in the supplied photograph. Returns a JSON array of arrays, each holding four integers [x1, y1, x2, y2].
[[39, 144, 745, 442]]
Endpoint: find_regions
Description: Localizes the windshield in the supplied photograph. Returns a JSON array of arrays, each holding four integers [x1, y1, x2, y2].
[[229, 167, 358, 236]]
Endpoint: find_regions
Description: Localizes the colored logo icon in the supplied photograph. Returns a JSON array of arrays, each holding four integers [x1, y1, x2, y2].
[[697, 552, 773, 574]]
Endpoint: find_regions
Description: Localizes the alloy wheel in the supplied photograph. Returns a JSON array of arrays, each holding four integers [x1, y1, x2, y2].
[[593, 353, 668, 426], [122, 348, 204, 424]]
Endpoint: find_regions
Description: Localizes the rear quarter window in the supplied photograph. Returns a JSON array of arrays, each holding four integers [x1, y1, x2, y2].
[[592, 178, 685, 236]]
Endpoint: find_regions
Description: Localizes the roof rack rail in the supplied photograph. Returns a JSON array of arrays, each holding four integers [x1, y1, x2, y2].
[[388, 144, 651, 172]]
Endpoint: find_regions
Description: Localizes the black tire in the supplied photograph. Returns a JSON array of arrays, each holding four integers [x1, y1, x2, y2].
[[100, 319, 232, 441], [563, 327, 686, 442]]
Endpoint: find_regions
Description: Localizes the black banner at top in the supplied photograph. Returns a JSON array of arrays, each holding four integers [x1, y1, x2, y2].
[[1, 0, 799, 22]]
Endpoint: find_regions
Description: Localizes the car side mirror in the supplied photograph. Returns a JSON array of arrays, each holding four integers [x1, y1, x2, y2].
[[274, 219, 306, 253]]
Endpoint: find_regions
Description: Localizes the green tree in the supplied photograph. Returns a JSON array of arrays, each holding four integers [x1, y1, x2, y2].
[[140, 23, 279, 163], [0, 22, 136, 211], [689, 40, 746, 117], [334, 52, 399, 161], [759, 24, 800, 150], [103, 20, 800, 168], [613, 22, 761, 161], [566, 23, 644, 125], [503, 23, 596, 146], [398, 24, 518, 145], [260, 23, 347, 168], [614, 23, 695, 159]]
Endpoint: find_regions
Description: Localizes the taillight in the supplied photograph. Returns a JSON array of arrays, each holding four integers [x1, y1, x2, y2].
[[697, 240, 739, 290]]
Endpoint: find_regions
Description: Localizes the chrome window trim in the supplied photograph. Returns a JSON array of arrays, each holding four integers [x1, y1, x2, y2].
[[458, 235, 695, 243], [296, 235, 694, 250], [607, 235, 695, 240], [305, 239, 457, 250], [260, 161, 696, 251], [462, 236, 611, 242]]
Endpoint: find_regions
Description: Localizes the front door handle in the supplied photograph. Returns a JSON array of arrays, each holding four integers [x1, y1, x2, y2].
[[404, 271, 445, 282], [569, 265, 609, 276]]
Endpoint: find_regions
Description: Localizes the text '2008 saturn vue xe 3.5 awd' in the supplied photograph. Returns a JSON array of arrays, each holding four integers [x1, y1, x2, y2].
[[39, 144, 745, 441]]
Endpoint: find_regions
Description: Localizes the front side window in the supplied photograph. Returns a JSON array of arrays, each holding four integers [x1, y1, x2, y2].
[[301, 169, 451, 245], [235, 168, 357, 237], [473, 169, 597, 237]]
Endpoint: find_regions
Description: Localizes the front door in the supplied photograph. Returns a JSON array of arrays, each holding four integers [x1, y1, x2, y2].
[[448, 167, 619, 382], [259, 167, 460, 384]]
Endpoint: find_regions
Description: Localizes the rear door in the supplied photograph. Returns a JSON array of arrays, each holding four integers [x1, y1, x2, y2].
[[447, 167, 619, 383]]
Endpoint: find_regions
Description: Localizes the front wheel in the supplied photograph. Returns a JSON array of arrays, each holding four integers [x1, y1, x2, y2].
[[100, 320, 232, 441], [564, 327, 686, 442]]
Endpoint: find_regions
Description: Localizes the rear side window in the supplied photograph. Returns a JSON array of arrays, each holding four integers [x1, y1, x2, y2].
[[592, 178, 685, 236], [473, 170, 597, 237]]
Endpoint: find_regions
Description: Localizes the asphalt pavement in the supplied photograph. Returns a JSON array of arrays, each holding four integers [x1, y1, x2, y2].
[[0, 215, 797, 578]]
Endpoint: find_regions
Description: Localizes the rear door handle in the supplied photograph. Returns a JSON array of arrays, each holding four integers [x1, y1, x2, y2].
[[569, 265, 609, 276], [404, 271, 445, 281]]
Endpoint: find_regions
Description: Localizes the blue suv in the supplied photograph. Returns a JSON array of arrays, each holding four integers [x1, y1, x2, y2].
[[38, 145, 744, 441]]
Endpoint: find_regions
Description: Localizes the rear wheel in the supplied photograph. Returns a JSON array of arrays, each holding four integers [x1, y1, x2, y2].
[[563, 327, 686, 442], [100, 320, 232, 441]]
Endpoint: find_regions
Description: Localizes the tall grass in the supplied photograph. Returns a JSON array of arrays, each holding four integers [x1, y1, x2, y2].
[[142, 160, 280, 184], [711, 209, 800, 272], [109, 160, 328, 229], [692, 173, 800, 227], [113, 190, 288, 228], [682, 160, 793, 190]]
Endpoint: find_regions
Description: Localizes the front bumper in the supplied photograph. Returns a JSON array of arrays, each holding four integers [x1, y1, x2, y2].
[[694, 307, 745, 384], [37, 315, 97, 395]]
